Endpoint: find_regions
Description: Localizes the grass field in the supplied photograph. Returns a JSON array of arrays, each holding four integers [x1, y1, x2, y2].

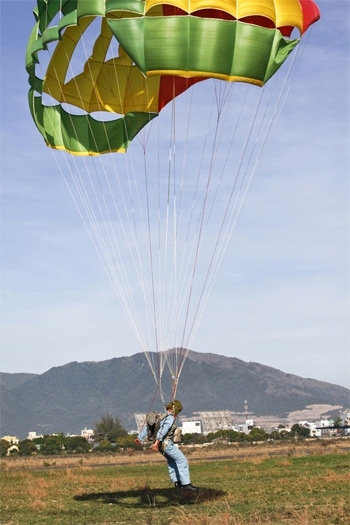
[[1, 441, 349, 524]]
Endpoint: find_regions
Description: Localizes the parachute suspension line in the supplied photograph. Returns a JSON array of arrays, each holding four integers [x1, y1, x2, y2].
[[171, 85, 179, 363], [264, 37, 307, 142], [184, 47, 307, 351], [176, 84, 247, 346], [175, 94, 198, 385], [52, 152, 153, 362], [155, 83, 178, 385], [229, 42, 304, 233], [39, 22, 165, 389], [182, 85, 268, 348], [165, 82, 220, 382], [178, 84, 225, 360], [168, 85, 182, 376], [101, 33, 169, 397], [103, 35, 167, 375], [200, 81, 237, 228], [176, 86, 216, 302], [63, 27, 155, 354], [142, 149, 163, 379], [176, 82, 235, 364], [135, 149, 163, 392], [37, 45, 124, 296], [157, 79, 198, 392], [174, 82, 199, 374]]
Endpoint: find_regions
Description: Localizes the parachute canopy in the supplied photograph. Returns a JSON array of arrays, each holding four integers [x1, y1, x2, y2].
[[26, 0, 320, 155]]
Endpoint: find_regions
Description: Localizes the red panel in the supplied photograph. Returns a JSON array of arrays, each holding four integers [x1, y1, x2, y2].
[[298, 0, 321, 33], [158, 76, 205, 111]]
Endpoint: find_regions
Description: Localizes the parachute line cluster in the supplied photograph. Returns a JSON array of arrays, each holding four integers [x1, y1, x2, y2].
[[27, 0, 320, 403]]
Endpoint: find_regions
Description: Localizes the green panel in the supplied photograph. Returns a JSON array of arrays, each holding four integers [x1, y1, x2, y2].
[[76, 0, 106, 17], [106, 0, 145, 15], [29, 89, 157, 154], [108, 17, 299, 84]]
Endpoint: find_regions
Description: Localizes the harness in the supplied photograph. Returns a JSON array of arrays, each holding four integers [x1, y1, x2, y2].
[[158, 414, 177, 452]]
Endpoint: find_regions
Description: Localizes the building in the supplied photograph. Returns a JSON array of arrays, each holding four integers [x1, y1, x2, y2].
[[196, 411, 235, 434], [1, 435, 19, 444], [81, 428, 94, 440], [181, 420, 202, 434], [298, 420, 320, 437], [238, 419, 254, 434], [27, 431, 43, 440]]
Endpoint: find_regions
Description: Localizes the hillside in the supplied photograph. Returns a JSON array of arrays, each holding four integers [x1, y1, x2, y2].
[[1, 350, 349, 438], [0, 372, 38, 390]]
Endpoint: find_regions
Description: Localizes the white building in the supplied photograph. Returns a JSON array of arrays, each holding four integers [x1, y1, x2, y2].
[[238, 419, 254, 434], [181, 420, 202, 434], [319, 418, 334, 428], [298, 420, 320, 437], [27, 431, 43, 440], [81, 428, 94, 440]]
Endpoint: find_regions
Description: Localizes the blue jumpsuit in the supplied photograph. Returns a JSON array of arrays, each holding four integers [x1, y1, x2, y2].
[[138, 413, 191, 486]]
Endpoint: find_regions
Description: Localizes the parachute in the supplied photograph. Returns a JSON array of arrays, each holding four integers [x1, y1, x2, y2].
[[26, 0, 320, 404]]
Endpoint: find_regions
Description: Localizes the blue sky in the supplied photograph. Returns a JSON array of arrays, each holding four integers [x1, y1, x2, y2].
[[1, 1, 349, 390]]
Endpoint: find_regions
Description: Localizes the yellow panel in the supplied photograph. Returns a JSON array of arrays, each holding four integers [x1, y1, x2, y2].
[[44, 17, 101, 108], [238, 0, 276, 20], [274, 0, 303, 32], [123, 68, 161, 113], [44, 16, 161, 115], [145, 0, 182, 12], [147, 68, 263, 86], [190, 0, 238, 15], [144, 0, 303, 31]]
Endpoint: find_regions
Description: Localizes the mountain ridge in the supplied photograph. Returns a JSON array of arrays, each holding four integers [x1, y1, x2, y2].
[[1, 350, 348, 438]]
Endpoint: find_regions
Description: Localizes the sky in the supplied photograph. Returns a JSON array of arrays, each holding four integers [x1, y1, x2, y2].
[[1, 1, 349, 390]]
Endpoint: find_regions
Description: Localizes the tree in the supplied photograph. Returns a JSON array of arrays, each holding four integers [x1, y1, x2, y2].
[[94, 414, 127, 443], [64, 436, 91, 453], [333, 416, 342, 428], [181, 433, 207, 445], [269, 430, 281, 440], [18, 440, 38, 456], [248, 427, 268, 442], [0, 439, 10, 457], [40, 434, 65, 455], [290, 424, 310, 439], [116, 435, 139, 448]]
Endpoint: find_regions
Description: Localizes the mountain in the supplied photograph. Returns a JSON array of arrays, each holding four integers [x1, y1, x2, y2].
[[0, 372, 38, 390], [1, 350, 349, 439]]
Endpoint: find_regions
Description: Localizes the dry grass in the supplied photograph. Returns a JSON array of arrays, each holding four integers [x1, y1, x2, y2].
[[1, 439, 349, 524]]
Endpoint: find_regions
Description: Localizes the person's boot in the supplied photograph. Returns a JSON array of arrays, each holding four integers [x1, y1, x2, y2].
[[181, 483, 199, 491]]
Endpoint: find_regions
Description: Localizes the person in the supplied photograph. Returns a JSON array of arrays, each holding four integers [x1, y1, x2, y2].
[[135, 399, 198, 491]]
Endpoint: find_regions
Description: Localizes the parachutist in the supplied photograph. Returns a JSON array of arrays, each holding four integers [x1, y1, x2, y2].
[[137, 400, 198, 491]]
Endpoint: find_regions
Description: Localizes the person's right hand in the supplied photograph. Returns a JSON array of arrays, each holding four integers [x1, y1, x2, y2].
[[151, 440, 159, 451]]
